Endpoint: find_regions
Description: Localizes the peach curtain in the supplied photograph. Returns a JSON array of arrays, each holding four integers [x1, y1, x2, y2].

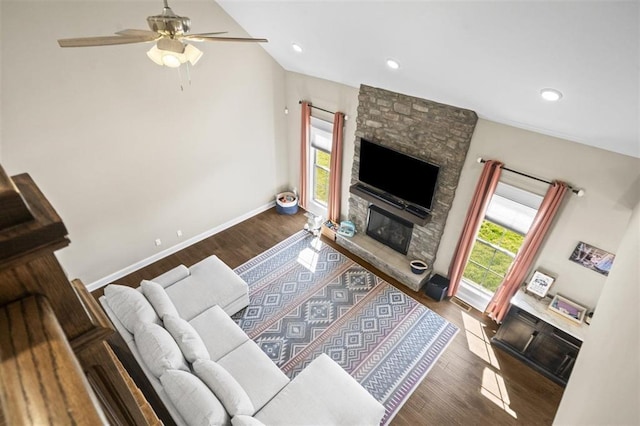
[[299, 101, 311, 209], [486, 181, 569, 323], [447, 160, 503, 297], [328, 112, 345, 223]]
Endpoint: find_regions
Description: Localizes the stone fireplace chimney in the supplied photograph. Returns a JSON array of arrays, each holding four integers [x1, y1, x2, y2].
[[338, 85, 477, 292]]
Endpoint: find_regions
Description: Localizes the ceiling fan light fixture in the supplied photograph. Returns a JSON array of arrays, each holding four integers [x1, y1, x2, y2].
[[146, 45, 164, 66], [147, 43, 202, 67], [184, 43, 203, 65], [162, 53, 182, 68]]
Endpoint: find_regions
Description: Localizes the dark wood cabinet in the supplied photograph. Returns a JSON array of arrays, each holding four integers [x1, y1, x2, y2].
[[492, 305, 582, 386], [528, 329, 580, 381], [496, 307, 541, 353]]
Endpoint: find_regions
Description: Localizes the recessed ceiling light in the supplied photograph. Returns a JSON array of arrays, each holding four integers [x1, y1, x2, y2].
[[292, 43, 303, 53], [386, 59, 400, 70], [540, 88, 563, 102]]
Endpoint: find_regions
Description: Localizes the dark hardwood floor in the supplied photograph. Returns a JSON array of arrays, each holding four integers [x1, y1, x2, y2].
[[93, 207, 563, 425]]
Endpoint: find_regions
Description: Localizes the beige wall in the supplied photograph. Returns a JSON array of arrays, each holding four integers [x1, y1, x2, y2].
[[553, 202, 639, 425], [284, 74, 640, 312], [436, 120, 640, 309], [1, 1, 288, 283]]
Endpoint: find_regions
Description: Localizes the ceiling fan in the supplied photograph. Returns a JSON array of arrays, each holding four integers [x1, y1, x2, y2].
[[57, 0, 267, 68]]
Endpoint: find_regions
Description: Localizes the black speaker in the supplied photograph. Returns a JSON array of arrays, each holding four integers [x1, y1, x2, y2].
[[424, 273, 450, 302]]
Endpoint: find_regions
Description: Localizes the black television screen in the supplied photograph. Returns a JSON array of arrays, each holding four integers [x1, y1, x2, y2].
[[358, 139, 439, 211]]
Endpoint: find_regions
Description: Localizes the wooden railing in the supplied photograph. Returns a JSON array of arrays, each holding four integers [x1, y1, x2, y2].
[[0, 164, 160, 425], [0, 295, 107, 425]]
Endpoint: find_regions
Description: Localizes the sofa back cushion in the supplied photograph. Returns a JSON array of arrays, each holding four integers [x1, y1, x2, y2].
[[141, 280, 180, 320], [164, 315, 210, 363], [104, 284, 160, 333], [193, 359, 255, 416], [160, 369, 230, 426], [134, 322, 189, 378]]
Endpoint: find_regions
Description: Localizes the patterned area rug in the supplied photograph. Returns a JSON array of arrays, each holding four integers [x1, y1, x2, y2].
[[233, 231, 458, 425]]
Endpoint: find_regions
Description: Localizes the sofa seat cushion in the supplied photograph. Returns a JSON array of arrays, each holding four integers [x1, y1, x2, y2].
[[134, 322, 190, 378], [141, 280, 180, 320], [193, 359, 255, 416], [254, 354, 386, 426], [188, 305, 249, 361], [163, 256, 249, 320], [164, 315, 211, 363], [104, 284, 160, 333], [161, 369, 230, 426], [218, 340, 290, 412]]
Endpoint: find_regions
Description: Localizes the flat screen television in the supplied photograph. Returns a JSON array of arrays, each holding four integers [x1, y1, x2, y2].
[[358, 139, 440, 211]]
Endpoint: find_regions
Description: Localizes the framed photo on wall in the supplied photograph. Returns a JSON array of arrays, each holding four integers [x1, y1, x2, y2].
[[548, 294, 587, 324], [569, 241, 615, 276], [526, 270, 555, 298]]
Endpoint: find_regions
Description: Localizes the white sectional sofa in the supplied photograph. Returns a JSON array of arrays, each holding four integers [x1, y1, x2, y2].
[[100, 255, 385, 426]]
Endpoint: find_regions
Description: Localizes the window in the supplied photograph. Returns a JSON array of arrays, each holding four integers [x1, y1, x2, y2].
[[307, 117, 333, 216], [463, 220, 525, 292], [458, 183, 543, 310]]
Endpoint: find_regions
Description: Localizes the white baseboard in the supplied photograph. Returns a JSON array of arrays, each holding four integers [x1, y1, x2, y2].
[[86, 201, 276, 292]]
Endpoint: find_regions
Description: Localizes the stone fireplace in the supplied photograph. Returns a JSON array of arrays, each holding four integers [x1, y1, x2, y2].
[[337, 85, 477, 291]]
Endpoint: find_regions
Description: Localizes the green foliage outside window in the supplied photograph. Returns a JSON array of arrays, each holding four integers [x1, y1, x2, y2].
[[463, 220, 525, 292], [313, 150, 331, 205], [477, 220, 525, 253]]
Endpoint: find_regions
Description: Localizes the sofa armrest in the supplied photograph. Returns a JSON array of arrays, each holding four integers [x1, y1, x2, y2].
[[152, 265, 191, 288]]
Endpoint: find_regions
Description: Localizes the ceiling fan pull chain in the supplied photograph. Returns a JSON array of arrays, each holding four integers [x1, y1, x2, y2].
[[185, 63, 192, 86], [177, 66, 184, 91]]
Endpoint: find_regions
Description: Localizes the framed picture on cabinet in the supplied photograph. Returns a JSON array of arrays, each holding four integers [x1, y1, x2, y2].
[[548, 294, 587, 324], [526, 270, 555, 298]]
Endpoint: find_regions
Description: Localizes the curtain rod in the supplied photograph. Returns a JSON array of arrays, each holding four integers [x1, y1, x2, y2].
[[477, 157, 584, 196], [298, 100, 348, 120], [298, 100, 334, 115]]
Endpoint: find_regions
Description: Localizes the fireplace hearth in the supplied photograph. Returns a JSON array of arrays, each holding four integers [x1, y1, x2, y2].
[[366, 205, 414, 255]]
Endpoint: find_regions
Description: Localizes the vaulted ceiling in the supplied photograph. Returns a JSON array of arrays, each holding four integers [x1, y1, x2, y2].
[[218, 1, 639, 158]]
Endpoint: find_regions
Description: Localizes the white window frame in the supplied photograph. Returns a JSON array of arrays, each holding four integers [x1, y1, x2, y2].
[[306, 117, 333, 218], [457, 183, 543, 312]]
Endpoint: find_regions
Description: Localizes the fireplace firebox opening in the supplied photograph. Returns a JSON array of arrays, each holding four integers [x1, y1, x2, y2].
[[366, 205, 414, 255]]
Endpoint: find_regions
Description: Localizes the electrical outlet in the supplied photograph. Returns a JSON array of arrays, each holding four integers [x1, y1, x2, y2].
[[176, 230, 183, 237], [155, 239, 162, 246]]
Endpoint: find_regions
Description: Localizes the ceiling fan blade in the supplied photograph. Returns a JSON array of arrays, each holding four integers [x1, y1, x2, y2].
[[115, 29, 161, 39], [185, 31, 228, 37], [184, 35, 268, 43], [58, 35, 157, 48]]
